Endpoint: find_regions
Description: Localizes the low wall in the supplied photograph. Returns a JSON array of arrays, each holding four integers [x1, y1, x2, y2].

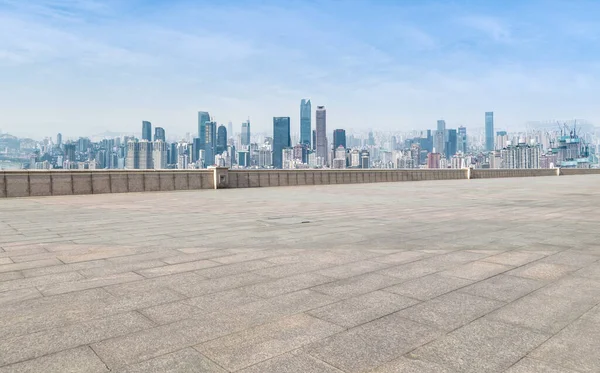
[[0, 170, 214, 198], [1, 168, 599, 198]]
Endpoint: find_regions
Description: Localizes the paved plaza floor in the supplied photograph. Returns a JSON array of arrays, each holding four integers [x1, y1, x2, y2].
[[0, 175, 599, 372]]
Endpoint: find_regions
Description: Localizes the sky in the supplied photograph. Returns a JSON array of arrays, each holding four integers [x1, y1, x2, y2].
[[1, 0, 599, 139]]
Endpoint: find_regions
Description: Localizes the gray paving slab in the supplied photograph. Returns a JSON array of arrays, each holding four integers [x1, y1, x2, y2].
[[1, 176, 599, 372], [305, 311, 443, 373], [504, 358, 580, 373], [412, 319, 550, 373]]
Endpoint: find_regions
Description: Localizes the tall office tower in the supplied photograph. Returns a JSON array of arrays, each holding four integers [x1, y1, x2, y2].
[[241, 120, 251, 146], [138, 141, 153, 169], [56, 133, 62, 148], [191, 138, 201, 163], [216, 125, 227, 155], [333, 129, 346, 149], [427, 152, 441, 169], [360, 150, 370, 169], [273, 117, 291, 169], [198, 111, 210, 142], [368, 131, 375, 146], [154, 127, 166, 142], [227, 121, 233, 139], [300, 99, 311, 146], [316, 106, 327, 164], [152, 141, 168, 169], [437, 119, 446, 134], [204, 121, 217, 167], [445, 129, 458, 159], [458, 126, 467, 153], [485, 112, 494, 151], [434, 130, 445, 155], [125, 141, 138, 169], [312, 130, 316, 150], [64, 143, 76, 162], [142, 121, 152, 141]]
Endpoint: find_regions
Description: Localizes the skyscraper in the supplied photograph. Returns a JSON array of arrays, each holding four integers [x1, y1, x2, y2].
[[56, 133, 62, 148], [198, 111, 210, 149], [458, 126, 467, 153], [300, 99, 311, 146], [152, 141, 168, 169], [312, 130, 316, 150], [316, 106, 327, 164], [273, 117, 291, 169], [142, 121, 152, 141], [154, 127, 165, 142], [204, 121, 217, 167], [485, 112, 494, 151], [445, 129, 457, 159], [241, 120, 251, 146], [217, 125, 227, 155], [227, 121, 233, 139], [333, 129, 346, 149]]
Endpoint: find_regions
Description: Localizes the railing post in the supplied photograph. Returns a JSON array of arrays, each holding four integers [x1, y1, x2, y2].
[[466, 168, 471, 180]]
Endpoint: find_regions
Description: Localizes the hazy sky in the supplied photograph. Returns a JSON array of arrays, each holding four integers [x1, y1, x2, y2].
[[1, 0, 599, 138]]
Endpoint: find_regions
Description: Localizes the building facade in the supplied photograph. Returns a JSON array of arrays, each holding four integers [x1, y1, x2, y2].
[[485, 112, 494, 151], [316, 106, 327, 165], [142, 121, 152, 142], [273, 117, 291, 169], [300, 99, 311, 146]]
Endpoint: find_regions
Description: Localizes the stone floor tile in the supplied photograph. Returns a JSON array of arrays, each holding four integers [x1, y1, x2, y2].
[[304, 312, 443, 373], [529, 305, 600, 372], [311, 273, 401, 299], [574, 262, 600, 280], [504, 357, 580, 373], [506, 262, 579, 281], [482, 251, 546, 266], [0, 312, 154, 366], [0, 271, 83, 293], [0, 258, 62, 274], [241, 272, 333, 298], [536, 275, 600, 303], [38, 272, 143, 296], [114, 348, 227, 373], [0, 346, 109, 373], [315, 260, 391, 279], [0, 258, 12, 265], [377, 258, 453, 280], [413, 319, 550, 373], [308, 290, 419, 328], [196, 313, 343, 371], [237, 350, 343, 373], [441, 261, 513, 281], [487, 292, 596, 334], [458, 274, 544, 302], [0, 287, 41, 306], [137, 260, 221, 278], [254, 261, 335, 278], [194, 260, 275, 279], [368, 356, 457, 373], [540, 250, 599, 268], [384, 274, 474, 301]]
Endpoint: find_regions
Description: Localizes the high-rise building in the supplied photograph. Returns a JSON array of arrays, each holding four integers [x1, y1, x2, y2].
[[427, 152, 441, 169], [56, 133, 62, 148], [204, 121, 217, 167], [241, 120, 251, 146], [64, 143, 76, 162], [458, 126, 467, 153], [142, 121, 152, 141], [125, 141, 138, 169], [485, 112, 494, 151], [152, 141, 168, 169], [368, 131, 375, 146], [495, 131, 508, 150], [333, 129, 346, 149], [138, 141, 153, 169], [360, 150, 370, 169], [227, 121, 233, 139], [192, 138, 202, 163], [316, 106, 327, 164], [445, 129, 457, 159], [154, 127, 165, 142], [169, 142, 178, 165], [273, 117, 291, 169], [312, 130, 316, 150], [293, 144, 308, 163], [437, 120, 446, 137], [217, 125, 227, 155], [198, 111, 210, 144], [300, 99, 311, 146]]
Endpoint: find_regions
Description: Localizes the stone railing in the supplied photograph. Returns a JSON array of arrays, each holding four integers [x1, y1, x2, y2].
[[1, 167, 599, 198]]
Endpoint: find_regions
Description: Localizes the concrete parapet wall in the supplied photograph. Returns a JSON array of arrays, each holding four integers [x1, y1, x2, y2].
[[1, 168, 598, 198], [0, 170, 214, 198]]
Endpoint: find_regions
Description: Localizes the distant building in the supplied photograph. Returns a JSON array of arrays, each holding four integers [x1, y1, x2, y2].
[[56, 133, 62, 148], [154, 127, 165, 142], [152, 141, 168, 169], [142, 121, 152, 141], [485, 112, 494, 151], [458, 126, 467, 153], [312, 130, 317, 151], [316, 106, 327, 165], [217, 125, 227, 155], [300, 99, 311, 146], [198, 111, 210, 145], [495, 131, 508, 151], [500, 142, 540, 169], [333, 129, 346, 149], [427, 152, 441, 169], [360, 150, 370, 169], [293, 144, 308, 163], [445, 129, 457, 159], [273, 117, 291, 169], [204, 122, 217, 167], [241, 120, 251, 146]]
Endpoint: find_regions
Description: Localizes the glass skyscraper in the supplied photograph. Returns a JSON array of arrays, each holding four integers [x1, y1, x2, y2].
[[458, 126, 467, 153], [273, 117, 291, 169], [333, 129, 346, 149], [142, 121, 152, 141], [154, 127, 165, 142], [241, 120, 251, 146], [216, 125, 227, 155], [198, 111, 210, 149], [445, 129, 457, 159], [300, 99, 311, 146], [204, 121, 217, 167], [316, 106, 327, 164], [485, 112, 494, 151]]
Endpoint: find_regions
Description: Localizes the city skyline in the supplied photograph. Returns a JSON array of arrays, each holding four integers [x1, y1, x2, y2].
[[1, 0, 600, 137]]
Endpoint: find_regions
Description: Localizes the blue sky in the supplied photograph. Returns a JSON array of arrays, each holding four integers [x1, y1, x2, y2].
[[1, 0, 599, 138]]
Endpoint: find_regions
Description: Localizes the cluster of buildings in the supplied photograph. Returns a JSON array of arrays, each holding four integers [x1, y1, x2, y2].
[[7, 102, 597, 171]]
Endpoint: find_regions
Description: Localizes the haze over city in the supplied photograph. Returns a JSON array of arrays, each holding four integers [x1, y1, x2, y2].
[[1, 0, 599, 138]]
